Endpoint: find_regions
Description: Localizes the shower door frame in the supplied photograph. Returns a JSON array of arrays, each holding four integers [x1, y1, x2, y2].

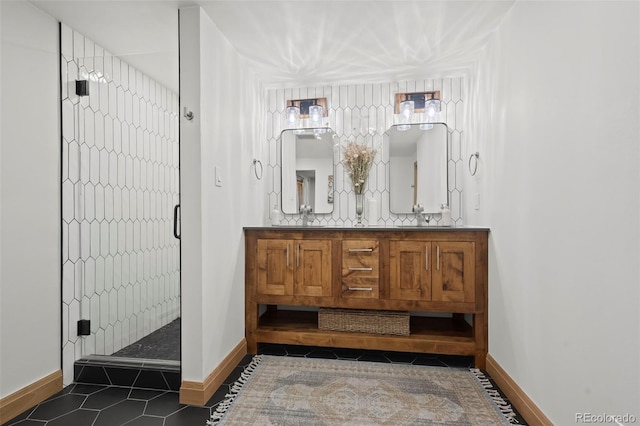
[[59, 22, 181, 385]]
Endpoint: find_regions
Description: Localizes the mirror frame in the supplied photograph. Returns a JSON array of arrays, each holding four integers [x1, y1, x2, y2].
[[279, 127, 336, 215], [387, 122, 449, 215]]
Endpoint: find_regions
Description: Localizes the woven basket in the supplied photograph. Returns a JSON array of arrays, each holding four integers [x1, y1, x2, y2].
[[318, 308, 410, 336]]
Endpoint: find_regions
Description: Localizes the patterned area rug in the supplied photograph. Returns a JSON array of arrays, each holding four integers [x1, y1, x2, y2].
[[208, 355, 519, 425]]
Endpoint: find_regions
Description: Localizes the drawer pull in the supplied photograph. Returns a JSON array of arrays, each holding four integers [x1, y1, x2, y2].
[[347, 287, 373, 291], [348, 267, 373, 271], [348, 248, 373, 252]]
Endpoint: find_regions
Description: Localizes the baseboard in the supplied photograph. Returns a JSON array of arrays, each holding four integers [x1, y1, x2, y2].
[[179, 339, 247, 406], [0, 370, 63, 424], [486, 354, 553, 426]]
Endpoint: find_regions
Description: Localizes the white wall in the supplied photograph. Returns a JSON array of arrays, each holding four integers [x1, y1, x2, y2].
[[179, 6, 264, 382], [0, 0, 61, 398], [466, 2, 640, 422]]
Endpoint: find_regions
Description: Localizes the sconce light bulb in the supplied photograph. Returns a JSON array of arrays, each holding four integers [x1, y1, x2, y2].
[[286, 106, 300, 125], [400, 100, 414, 123], [425, 100, 440, 119], [309, 105, 323, 126]]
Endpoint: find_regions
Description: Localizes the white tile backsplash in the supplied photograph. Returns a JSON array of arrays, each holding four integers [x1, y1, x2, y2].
[[266, 78, 465, 226]]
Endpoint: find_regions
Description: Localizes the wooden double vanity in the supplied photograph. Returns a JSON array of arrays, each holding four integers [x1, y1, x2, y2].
[[244, 226, 489, 368]]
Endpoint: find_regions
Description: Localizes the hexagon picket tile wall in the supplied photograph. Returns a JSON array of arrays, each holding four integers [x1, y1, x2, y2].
[[60, 24, 180, 385], [265, 78, 465, 227]]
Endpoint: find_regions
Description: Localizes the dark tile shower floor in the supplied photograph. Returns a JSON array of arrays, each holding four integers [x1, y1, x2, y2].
[[4, 344, 528, 426], [112, 318, 181, 361]]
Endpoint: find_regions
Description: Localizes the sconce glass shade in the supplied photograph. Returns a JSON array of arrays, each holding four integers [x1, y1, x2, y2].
[[400, 100, 414, 123], [308, 105, 323, 126], [425, 99, 441, 120], [286, 105, 300, 126]]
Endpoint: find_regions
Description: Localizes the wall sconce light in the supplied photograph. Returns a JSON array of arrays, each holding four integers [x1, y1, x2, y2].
[[394, 91, 441, 129], [286, 101, 300, 128], [400, 99, 414, 120], [397, 98, 414, 131], [285, 97, 328, 128]]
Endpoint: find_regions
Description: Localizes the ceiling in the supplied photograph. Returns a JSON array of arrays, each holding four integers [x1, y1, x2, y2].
[[29, 0, 516, 93]]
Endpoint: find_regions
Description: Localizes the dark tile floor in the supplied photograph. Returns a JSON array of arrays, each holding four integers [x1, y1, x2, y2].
[[112, 318, 181, 361], [3, 344, 527, 426]]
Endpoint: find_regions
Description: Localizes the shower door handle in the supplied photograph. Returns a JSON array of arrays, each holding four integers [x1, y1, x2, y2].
[[173, 204, 181, 239]]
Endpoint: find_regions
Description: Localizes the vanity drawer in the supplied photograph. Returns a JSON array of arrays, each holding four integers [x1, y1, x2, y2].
[[341, 240, 379, 299], [341, 278, 379, 299], [342, 240, 379, 274]]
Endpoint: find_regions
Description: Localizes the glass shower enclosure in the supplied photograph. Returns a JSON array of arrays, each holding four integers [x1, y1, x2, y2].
[[60, 24, 180, 384]]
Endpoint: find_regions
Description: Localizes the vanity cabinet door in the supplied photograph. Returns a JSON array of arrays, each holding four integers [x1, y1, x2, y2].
[[431, 241, 475, 303], [390, 240, 476, 304], [256, 239, 294, 296], [256, 238, 332, 297], [389, 241, 431, 301], [294, 240, 332, 297]]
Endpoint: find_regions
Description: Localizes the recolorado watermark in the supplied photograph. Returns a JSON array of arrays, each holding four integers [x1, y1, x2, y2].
[[576, 413, 637, 424]]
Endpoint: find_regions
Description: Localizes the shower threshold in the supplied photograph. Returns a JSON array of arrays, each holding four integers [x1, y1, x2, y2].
[[74, 318, 181, 390], [79, 355, 180, 369], [74, 356, 181, 391]]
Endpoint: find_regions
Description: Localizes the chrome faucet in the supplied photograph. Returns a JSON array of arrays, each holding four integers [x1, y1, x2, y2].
[[412, 204, 430, 226], [299, 204, 313, 226]]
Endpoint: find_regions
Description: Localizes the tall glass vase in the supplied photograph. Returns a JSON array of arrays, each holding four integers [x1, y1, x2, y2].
[[354, 193, 364, 227]]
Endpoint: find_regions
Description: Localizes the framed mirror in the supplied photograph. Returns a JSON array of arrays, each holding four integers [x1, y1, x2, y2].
[[387, 123, 448, 214], [281, 128, 335, 214]]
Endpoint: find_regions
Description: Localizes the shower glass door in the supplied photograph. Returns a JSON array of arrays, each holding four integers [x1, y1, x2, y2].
[[61, 24, 180, 383]]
